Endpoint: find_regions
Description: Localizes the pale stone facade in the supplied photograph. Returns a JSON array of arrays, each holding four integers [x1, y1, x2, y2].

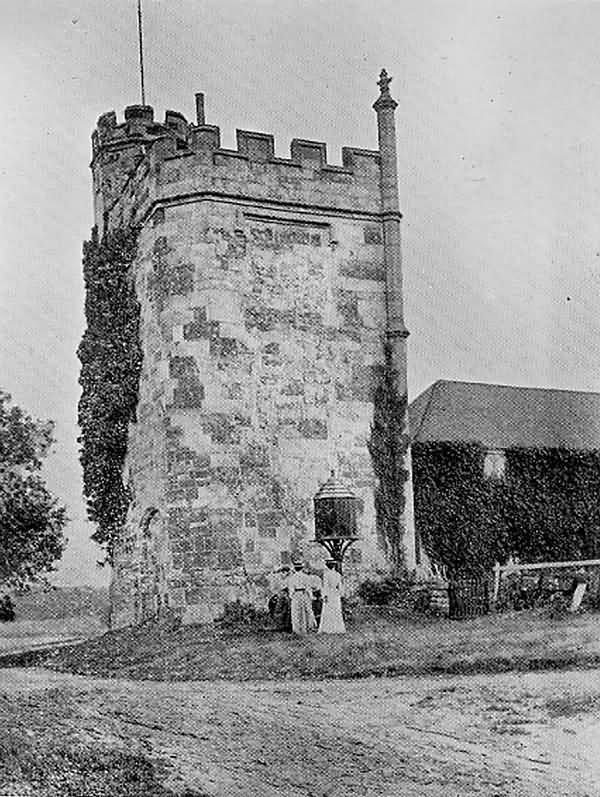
[[91, 76, 414, 627]]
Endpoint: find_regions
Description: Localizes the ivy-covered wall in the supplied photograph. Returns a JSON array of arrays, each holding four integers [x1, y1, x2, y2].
[[77, 225, 142, 563], [412, 442, 600, 575], [367, 343, 410, 575]]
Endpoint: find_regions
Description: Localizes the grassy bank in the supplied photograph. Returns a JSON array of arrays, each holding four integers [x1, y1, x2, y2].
[[3, 607, 600, 682]]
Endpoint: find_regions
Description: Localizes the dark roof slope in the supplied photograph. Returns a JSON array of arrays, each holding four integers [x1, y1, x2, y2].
[[409, 380, 600, 451]]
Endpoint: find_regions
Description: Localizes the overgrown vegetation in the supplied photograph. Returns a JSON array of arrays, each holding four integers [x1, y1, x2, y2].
[[0, 391, 66, 593], [368, 343, 410, 574], [78, 225, 142, 562], [413, 442, 600, 575]]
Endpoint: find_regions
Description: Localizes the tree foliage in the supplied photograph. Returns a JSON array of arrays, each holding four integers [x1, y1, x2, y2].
[[77, 225, 142, 562], [368, 343, 410, 574], [0, 391, 66, 590], [413, 441, 600, 575]]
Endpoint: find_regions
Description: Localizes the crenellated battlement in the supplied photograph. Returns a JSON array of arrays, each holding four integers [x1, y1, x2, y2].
[[92, 96, 380, 173], [91, 104, 189, 159], [91, 94, 383, 231]]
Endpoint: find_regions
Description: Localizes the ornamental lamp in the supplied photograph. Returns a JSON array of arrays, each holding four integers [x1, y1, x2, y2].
[[313, 470, 360, 573]]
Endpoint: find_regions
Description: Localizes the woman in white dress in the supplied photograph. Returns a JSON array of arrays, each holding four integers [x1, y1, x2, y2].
[[318, 560, 345, 634]]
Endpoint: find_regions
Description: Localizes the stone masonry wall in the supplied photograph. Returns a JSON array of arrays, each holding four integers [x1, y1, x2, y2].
[[93, 105, 392, 626]]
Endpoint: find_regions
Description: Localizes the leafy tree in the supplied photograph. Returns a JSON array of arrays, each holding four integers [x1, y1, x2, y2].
[[0, 391, 67, 591]]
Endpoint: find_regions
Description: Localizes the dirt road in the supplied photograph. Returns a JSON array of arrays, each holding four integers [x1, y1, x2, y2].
[[2, 666, 599, 796]]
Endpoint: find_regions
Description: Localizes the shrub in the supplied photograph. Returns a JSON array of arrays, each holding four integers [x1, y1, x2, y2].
[[0, 594, 15, 622], [357, 575, 414, 606], [215, 599, 268, 628]]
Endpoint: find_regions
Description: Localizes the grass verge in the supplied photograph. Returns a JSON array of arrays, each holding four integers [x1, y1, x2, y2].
[[2, 607, 599, 682]]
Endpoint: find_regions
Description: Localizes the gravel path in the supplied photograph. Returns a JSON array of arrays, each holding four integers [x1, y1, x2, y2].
[[2, 666, 599, 796]]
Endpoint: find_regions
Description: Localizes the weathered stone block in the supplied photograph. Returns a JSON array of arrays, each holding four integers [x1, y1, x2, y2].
[[173, 378, 205, 409], [168, 263, 195, 295], [257, 509, 281, 538], [297, 418, 328, 439], [335, 364, 381, 402], [239, 444, 270, 473], [210, 336, 245, 358], [245, 305, 295, 332], [201, 413, 250, 444], [184, 307, 219, 340], [363, 226, 382, 244], [281, 380, 304, 397], [257, 525, 277, 539], [244, 510, 257, 527], [340, 258, 385, 281], [337, 289, 361, 329]]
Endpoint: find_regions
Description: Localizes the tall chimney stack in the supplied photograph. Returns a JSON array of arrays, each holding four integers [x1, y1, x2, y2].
[[373, 68, 417, 571]]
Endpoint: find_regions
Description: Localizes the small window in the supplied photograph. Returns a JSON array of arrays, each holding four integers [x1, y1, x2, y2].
[[484, 449, 506, 480]]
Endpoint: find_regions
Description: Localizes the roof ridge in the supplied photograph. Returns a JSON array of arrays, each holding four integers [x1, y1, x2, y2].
[[409, 379, 600, 451], [435, 379, 600, 398], [412, 380, 442, 443]]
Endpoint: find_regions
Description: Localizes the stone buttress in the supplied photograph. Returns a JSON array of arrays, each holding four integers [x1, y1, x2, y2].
[[90, 77, 415, 627]]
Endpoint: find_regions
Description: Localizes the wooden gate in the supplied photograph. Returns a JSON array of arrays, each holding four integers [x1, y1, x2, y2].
[[448, 576, 490, 620]]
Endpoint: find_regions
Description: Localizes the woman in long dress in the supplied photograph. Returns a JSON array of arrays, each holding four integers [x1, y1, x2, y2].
[[269, 566, 292, 631], [318, 560, 345, 634], [287, 562, 317, 634]]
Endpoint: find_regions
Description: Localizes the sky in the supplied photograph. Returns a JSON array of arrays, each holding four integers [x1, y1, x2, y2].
[[2, 0, 600, 586]]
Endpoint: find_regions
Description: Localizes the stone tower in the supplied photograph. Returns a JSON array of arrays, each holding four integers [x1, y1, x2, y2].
[[90, 72, 415, 627]]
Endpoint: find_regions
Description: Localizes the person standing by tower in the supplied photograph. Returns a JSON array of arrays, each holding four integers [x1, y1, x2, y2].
[[318, 560, 345, 634], [287, 561, 317, 635]]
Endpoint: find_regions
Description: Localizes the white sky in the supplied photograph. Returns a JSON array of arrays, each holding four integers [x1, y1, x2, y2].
[[2, 0, 600, 586]]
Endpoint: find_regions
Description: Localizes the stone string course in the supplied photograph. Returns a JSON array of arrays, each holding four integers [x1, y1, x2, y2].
[[91, 99, 394, 626]]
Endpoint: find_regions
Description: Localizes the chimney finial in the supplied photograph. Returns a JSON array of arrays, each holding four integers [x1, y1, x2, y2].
[[378, 68, 392, 95], [373, 67, 398, 112]]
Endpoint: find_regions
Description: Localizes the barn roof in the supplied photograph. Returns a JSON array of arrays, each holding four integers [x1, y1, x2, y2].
[[409, 380, 600, 451]]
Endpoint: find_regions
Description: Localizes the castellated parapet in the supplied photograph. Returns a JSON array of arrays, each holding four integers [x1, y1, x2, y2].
[[92, 82, 414, 627]]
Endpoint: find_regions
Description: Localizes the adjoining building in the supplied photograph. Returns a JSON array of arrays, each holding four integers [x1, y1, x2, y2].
[[87, 73, 416, 627], [409, 380, 600, 573]]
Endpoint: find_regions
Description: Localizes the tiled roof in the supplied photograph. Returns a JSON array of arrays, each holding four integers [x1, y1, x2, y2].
[[409, 380, 600, 451], [314, 471, 357, 501]]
